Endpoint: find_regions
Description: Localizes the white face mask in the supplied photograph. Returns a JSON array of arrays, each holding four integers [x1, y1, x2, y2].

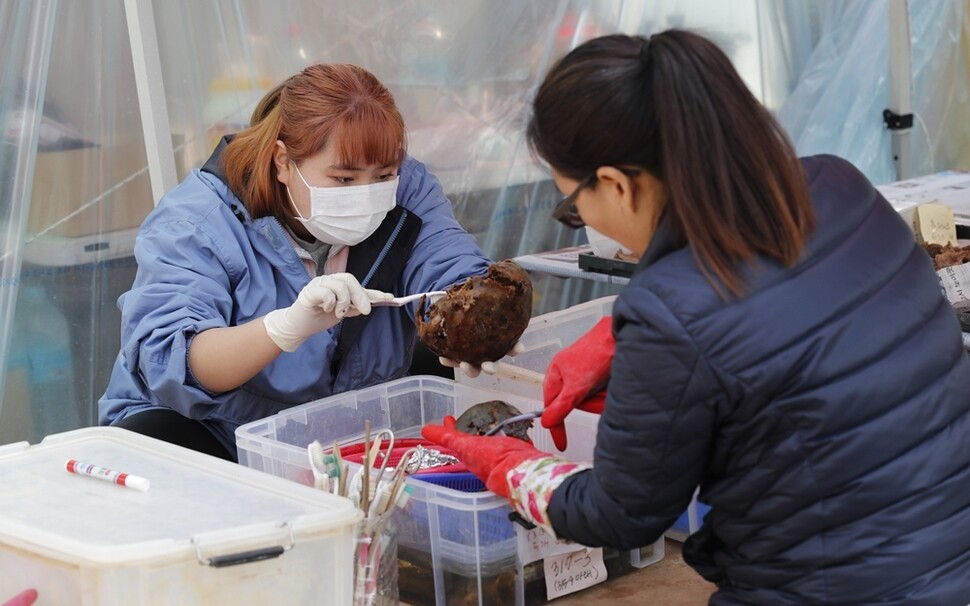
[[288, 163, 398, 246], [585, 225, 636, 260]]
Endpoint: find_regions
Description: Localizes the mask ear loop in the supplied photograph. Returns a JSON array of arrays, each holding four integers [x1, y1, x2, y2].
[[292, 161, 313, 189], [285, 186, 309, 221], [287, 161, 312, 221]]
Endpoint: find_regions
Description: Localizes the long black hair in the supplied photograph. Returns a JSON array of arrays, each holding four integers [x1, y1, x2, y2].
[[528, 30, 814, 297]]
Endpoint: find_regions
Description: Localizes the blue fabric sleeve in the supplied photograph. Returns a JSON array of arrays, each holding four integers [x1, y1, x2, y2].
[[396, 156, 492, 295], [118, 201, 244, 420]]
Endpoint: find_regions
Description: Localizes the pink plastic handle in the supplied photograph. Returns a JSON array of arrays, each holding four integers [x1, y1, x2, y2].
[[2, 589, 38, 606]]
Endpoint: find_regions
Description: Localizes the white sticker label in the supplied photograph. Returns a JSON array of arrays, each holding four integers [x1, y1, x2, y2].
[[939, 264, 970, 311], [543, 547, 608, 599], [519, 526, 580, 563]]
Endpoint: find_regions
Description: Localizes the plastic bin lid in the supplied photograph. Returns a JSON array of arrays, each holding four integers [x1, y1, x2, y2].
[[0, 427, 361, 566]]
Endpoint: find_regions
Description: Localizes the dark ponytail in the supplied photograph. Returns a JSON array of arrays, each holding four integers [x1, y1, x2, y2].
[[528, 30, 814, 297]]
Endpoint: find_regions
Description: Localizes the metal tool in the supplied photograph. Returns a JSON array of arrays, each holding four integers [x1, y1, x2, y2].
[[483, 410, 543, 437], [377, 447, 417, 516], [368, 428, 395, 489], [362, 420, 371, 512], [370, 291, 447, 307]]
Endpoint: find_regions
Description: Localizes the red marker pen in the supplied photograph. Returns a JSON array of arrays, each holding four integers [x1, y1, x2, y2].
[[65, 459, 150, 492]]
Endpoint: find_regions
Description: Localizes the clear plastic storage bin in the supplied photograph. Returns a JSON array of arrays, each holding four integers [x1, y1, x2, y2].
[[0, 427, 361, 605], [236, 375, 664, 606]]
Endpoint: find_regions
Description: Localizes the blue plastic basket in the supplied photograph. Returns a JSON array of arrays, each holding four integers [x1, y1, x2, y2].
[[412, 472, 486, 492], [398, 492, 516, 549]]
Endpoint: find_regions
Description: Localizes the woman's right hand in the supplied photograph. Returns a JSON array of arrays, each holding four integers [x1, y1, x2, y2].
[[541, 317, 614, 451], [263, 273, 391, 352]]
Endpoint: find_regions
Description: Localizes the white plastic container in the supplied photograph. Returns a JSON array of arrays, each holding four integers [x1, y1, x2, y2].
[[0, 427, 361, 605], [458, 296, 708, 541], [236, 376, 664, 606], [458, 296, 618, 401]]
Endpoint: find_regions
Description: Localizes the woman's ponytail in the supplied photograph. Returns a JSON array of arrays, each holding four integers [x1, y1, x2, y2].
[[222, 84, 287, 221], [649, 30, 813, 296]]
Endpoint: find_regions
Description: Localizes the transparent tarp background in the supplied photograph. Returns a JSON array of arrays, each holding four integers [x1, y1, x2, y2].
[[1, 0, 968, 445], [0, 0, 57, 444], [777, 1, 970, 187]]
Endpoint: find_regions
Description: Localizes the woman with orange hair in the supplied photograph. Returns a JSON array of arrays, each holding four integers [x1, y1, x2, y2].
[[100, 64, 493, 461]]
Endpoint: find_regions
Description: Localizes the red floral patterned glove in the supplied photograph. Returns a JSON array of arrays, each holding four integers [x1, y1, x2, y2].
[[422, 416, 591, 537], [421, 416, 547, 498], [542, 317, 614, 450]]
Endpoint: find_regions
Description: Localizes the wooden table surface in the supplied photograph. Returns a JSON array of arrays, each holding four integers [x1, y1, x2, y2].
[[550, 538, 715, 605], [400, 538, 716, 606]]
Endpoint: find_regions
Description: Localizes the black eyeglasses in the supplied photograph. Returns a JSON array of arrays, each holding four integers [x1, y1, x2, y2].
[[552, 173, 597, 229], [551, 168, 641, 229]]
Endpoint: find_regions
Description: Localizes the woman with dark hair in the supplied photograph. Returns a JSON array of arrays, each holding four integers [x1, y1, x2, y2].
[[423, 30, 970, 604], [100, 64, 496, 461]]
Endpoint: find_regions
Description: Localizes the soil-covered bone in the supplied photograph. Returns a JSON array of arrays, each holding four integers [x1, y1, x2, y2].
[[454, 400, 533, 441], [924, 242, 970, 271], [416, 260, 532, 365]]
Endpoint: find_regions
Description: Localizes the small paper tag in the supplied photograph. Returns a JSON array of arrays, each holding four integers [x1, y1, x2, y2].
[[914, 202, 958, 246], [938, 264, 970, 311], [519, 526, 579, 563], [543, 547, 608, 599]]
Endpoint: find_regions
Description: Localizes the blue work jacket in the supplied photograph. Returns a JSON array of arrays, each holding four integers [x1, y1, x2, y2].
[[548, 155, 970, 604], [99, 145, 491, 457]]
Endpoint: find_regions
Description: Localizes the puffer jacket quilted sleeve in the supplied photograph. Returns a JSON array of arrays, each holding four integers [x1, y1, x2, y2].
[[547, 155, 970, 605]]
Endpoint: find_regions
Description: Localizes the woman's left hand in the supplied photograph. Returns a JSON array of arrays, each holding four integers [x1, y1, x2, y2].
[[422, 415, 591, 536], [438, 341, 526, 378], [421, 415, 546, 498]]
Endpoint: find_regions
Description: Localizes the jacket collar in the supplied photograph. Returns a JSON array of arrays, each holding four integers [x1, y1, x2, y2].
[[634, 213, 680, 274], [201, 135, 233, 183]]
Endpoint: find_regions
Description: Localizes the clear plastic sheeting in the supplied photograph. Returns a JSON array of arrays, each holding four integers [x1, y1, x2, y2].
[[2, 0, 970, 447], [0, 0, 146, 446], [150, 0, 795, 315], [777, 1, 970, 186], [0, 0, 59, 442]]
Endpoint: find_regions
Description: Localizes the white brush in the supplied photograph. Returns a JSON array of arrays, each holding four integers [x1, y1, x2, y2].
[[307, 440, 331, 492]]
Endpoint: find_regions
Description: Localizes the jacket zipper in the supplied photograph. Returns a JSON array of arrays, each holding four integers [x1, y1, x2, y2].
[[360, 209, 408, 288]]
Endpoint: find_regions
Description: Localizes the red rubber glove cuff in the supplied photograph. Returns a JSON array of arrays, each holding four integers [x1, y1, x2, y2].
[[545, 389, 606, 453], [542, 316, 615, 451], [421, 416, 548, 499]]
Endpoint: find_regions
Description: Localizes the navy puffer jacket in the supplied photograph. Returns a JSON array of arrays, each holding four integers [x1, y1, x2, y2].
[[548, 155, 970, 605]]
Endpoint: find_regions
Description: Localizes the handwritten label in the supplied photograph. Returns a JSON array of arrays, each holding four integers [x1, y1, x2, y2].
[[518, 526, 578, 563], [939, 263, 970, 311], [543, 547, 607, 599], [914, 202, 958, 246]]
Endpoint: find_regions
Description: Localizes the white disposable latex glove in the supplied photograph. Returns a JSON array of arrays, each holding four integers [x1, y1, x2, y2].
[[264, 273, 392, 352], [439, 341, 526, 378]]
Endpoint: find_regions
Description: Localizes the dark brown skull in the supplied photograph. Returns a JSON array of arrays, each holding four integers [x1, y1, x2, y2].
[[416, 260, 532, 365], [454, 400, 533, 441]]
